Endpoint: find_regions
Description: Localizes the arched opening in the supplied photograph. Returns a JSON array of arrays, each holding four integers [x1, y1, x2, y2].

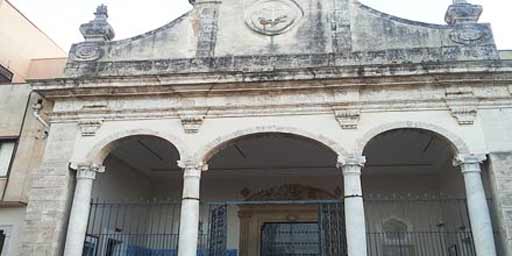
[[84, 135, 183, 256], [199, 133, 342, 256], [362, 128, 493, 256]]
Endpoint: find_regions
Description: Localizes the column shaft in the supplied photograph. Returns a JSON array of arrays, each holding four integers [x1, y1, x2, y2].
[[340, 156, 367, 256], [63, 164, 102, 256], [178, 163, 205, 256], [456, 155, 497, 256]]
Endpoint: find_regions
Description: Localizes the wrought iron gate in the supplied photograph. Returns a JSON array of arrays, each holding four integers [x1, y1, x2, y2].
[[0, 230, 5, 255], [207, 204, 228, 256], [319, 202, 347, 256], [261, 222, 321, 256], [203, 200, 346, 256]]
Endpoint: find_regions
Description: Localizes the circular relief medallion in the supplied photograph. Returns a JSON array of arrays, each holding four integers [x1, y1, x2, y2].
[[449, 27, 488, 45], [245, 0, 304, 36], [72, 43, 104, 62]]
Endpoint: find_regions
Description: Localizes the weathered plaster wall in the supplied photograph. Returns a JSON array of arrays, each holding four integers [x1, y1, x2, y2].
[[0, 84, 30, 137], [480, 108, 512, 255], [0, 207, 26, 256]]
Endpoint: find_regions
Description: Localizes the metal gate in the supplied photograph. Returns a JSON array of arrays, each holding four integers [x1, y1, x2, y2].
[[203, 200, 346, 256], [0, 230, 5, 255], [208, 204, 228, 256], [319, 202, 347, 256], [261, 222, 321, 256]]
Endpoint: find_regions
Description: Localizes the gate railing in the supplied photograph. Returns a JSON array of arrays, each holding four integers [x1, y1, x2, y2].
[[0, 230, 5, 255], [365, 196, 480, 256], [82, 197, 484, 256], [367, 231, 476, 256], [83, 199, 181, 256]]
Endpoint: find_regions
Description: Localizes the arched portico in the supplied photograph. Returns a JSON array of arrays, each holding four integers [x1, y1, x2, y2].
[[64, 131, 185, 256], [359, 125, 497, 256]]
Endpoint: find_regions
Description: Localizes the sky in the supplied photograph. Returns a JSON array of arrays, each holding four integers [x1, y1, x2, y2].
[[7, 0, 512, 52]]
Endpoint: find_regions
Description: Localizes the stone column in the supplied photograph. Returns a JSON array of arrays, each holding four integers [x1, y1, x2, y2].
[[177, 161, 207, 256], [454, 154, 497, 256], [63, 163, 104, 256], [338, 155, 367, 256]]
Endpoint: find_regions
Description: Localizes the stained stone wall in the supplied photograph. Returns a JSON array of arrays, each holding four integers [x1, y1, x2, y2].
[[488, 152, 512, 256], [20, 123, 79, 256]]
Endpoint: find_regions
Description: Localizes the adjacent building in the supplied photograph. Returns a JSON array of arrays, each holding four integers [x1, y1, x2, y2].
[[2, 0, 512, 256], [0, 1, 66, 255]]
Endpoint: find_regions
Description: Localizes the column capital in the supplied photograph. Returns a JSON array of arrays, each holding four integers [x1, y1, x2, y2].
[[177, 160, 209, 171], [75, 163, 105, 180], [337, 155, 366, 176], [453, 154, 487, 174], [337, 155, 366, 168]]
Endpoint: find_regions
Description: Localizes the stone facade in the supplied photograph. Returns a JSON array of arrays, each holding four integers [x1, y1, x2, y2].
[[0, 0, 511, 256]]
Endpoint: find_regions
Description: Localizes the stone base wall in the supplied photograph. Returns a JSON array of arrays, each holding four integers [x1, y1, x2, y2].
[[488, 152, 512, 256]]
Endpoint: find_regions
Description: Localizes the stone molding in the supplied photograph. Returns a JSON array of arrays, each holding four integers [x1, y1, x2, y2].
[[445, 86, 479, 125], [78, 120, 103, 136]]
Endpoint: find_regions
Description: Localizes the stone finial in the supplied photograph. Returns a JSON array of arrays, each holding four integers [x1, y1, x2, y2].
[[79, 4, 115, 42], [445, 0, 483, 25]]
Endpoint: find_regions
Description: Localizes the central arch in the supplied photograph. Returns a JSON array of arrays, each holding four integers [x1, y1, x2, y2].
[[195, 126, 349, 163], [196, 127, 348, 256]]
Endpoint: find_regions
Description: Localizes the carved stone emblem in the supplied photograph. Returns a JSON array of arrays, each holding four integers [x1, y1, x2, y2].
[[449, 26, 488, 45], [245, 0, 304, 36], [72, 43, 104, 62]]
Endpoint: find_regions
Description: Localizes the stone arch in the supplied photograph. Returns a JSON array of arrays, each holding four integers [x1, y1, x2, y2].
[[194, 126, 349, 163], [355, 121, 470, 156], [85, 128, 188, 165]]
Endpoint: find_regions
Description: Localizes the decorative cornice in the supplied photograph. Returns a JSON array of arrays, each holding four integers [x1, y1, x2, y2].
[[32, 60, 512, 99], [78, 120, 103, 136]]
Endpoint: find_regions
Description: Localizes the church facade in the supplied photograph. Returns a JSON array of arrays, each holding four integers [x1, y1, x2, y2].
[[12, 0, 512, 256]]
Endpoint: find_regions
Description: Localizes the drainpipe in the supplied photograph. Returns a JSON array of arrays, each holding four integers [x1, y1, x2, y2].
[[31, 98, 49, 139]]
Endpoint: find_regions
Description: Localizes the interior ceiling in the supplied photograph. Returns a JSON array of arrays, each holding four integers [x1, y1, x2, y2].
[[108, 130, 456, 178], [363, 129, 455, 175]]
